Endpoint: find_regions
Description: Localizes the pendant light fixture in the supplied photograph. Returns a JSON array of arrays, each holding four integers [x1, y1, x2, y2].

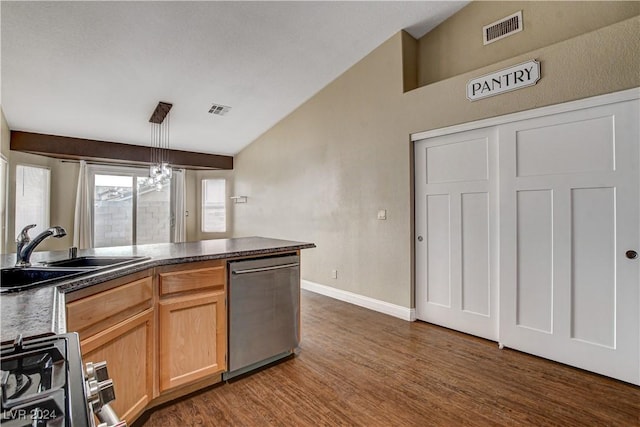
[[149, 101, 173, 188]]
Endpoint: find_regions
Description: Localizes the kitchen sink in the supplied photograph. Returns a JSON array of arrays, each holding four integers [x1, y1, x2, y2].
[[2, 256, 150, 293], [41, 256, 148, 268], [1, 267, 94, 293]]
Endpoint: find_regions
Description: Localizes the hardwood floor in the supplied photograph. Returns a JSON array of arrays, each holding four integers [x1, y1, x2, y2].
[[134, 290, 640, 426]]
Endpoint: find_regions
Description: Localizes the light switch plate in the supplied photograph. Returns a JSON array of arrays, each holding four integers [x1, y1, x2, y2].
[[377, 209, 387, 220]]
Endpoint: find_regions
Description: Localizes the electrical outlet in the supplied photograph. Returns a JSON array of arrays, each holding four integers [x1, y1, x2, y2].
[[331, 269, 338, 279], [377, 209, 387, 220]]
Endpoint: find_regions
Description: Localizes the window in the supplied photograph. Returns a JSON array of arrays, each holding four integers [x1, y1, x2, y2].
[[202, 178, 226, 233], [91, 166, 175, 248], [136, 176, 172, 244], [15, 165, 50, 238]]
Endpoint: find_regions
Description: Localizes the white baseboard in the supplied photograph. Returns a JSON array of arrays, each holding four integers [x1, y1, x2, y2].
[[301, 280, 416, 321]]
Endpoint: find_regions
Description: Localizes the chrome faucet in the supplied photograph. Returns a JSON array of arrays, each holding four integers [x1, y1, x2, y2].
[[15, 224, 67, 267]]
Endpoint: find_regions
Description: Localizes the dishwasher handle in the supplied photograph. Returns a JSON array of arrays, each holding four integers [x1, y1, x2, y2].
[[231, 262, 300, 275]]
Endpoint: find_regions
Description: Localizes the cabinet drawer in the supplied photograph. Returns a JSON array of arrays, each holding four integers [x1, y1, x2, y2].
[[66, 276, 153, 338], [159, 263, 225, 296]]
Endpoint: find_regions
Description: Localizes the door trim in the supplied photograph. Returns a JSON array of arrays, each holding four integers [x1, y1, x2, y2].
[[411, 88, 640, 142]]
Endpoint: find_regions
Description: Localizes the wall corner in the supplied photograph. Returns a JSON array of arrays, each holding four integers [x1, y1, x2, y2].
[[401, 30, 418, 93], [1, 108, 10, 160]]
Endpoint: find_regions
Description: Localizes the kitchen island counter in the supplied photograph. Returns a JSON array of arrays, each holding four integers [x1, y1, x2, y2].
[[0, 236, 315, 343]]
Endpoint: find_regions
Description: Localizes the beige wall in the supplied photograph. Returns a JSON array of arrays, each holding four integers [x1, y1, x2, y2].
[[1, 113, 78, 253], [233, 7, 640, 309], [1, 109, 10, 158], [418, 1, 640, 86], [185, 169, 234, 242], [1, 109, 10, 253], [6, 151, 79, 253], [407, 15, 640, 133], [234, 32, 414, 307]]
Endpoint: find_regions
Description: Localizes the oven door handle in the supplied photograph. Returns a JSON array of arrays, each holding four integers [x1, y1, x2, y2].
[[231, 263, 299, 275]]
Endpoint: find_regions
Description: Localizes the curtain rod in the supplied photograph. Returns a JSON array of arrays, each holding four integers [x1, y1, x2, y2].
[[60, 159, 131, 166], [65, 159, 199, 170], [60, 159, 186, 172]]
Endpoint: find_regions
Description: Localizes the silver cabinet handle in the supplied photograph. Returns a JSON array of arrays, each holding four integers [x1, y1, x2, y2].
[[232, 263, 300, 275]]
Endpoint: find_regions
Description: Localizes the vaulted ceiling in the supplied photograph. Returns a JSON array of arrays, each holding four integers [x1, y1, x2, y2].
[[1, 1, 467, 156]]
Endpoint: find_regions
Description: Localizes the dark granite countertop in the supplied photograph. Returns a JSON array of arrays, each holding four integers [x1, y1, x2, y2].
[[1, 237, 315, 343]]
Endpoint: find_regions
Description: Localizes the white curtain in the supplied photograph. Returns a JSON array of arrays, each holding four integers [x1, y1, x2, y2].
[[172, 169, 186, 242], [73, 160, 93, 249], [0, 157, 7, 254]]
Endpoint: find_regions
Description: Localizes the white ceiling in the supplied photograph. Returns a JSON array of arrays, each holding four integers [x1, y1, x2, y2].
[[1, 1, 468, 157]]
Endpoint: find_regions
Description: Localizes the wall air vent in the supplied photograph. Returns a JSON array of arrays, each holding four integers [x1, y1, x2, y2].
[[483, 11, 523, 45], [208, 103, 232, 116]]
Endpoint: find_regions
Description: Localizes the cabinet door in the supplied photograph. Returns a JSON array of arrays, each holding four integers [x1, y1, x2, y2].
[[81, 309, 154, 423], [158, 291, 226, 392]]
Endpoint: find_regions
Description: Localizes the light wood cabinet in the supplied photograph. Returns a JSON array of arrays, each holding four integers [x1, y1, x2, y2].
[[80, 309, 154, 422], [65, 272, 154, 424], [157, 261, 227, 393], [64, 259, 230, 421], [66, 276, 153, 340]]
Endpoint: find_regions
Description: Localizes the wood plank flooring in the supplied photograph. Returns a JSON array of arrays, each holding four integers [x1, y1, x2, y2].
[[134, 290, 640, 426]]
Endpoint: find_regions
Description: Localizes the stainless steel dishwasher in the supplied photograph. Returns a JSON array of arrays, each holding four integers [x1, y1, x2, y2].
[[223, 254, 300, 380]]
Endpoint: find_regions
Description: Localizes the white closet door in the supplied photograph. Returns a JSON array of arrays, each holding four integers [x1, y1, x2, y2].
[[415, 128, 498, 341], [499, 99, 640, 385]]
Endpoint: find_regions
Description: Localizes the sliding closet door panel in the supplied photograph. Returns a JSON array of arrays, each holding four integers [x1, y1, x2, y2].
[[499, 99, 639, 385], [415, 128, 498, 341]]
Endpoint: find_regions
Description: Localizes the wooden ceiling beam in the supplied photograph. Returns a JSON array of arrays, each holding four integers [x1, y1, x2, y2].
[[10, 131, 233, 170]]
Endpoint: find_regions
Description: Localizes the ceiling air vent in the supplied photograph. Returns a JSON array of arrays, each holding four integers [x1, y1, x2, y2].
[[208, 103, 232, 116], [483, 11, 522, 45]]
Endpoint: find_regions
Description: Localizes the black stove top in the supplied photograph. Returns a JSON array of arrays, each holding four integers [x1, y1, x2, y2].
[[0, 334, 91, 427]]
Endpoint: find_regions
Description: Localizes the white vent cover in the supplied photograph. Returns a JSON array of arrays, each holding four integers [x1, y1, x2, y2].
[[483, 11, 523, 45], [208, 103, 232, 116]]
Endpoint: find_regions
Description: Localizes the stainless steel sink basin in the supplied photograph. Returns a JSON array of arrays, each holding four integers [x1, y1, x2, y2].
[[1, 267, 94, 293], [2, 256, 149, 293], [41, 256, 148, 268]]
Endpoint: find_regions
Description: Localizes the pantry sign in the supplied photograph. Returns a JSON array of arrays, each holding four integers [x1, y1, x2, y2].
[[467, 60, 540, 101]]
